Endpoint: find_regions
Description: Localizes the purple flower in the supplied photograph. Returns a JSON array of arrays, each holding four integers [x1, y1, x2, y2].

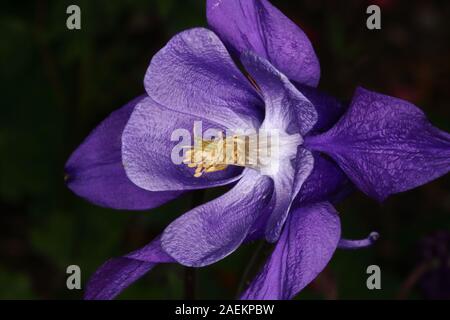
[[65, 0, 450, 300]]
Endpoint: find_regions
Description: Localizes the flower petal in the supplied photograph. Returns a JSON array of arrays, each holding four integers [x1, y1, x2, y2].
[[240, 52, 316, 242], [306, 87, 450, 201], [296, 84, 347, 133], [161, 169, 273, 267], [84, 237, 175, 300], [207, 0, 321, 87], [65, 96, 182, 210], [265, 148, 314, 243], [122, 97, 243, 192], [295, 152, 354, 205], [144, 27, 262, 130], [241, 52, 317, 136], [241, 202, 341, 300], [246, 153, 352, 243], [338, 232, 380, 250]]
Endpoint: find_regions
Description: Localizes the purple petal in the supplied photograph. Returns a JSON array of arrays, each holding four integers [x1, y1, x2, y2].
[[65, 96, 182, 210], [306, 87, 450, 201], [295, 152, 354, 205], [207, 0, 321, 87], [122, 97, 243, 192], [85, 237, 175, 300], [246, 152, 352, 243], [265, 148, 314, 243], [241, 202, 341, 300], [338, 232, 380, 250], [161, 169, 273, 267], [144, 28, 263, 130], [296, 84, 347, 133], [241, 51, 317, 136], [240, 52, 316, 242]]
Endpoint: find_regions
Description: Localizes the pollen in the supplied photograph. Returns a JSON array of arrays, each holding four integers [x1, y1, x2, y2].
[[182, 131, 301, 178], [183, 134, 250, 178]]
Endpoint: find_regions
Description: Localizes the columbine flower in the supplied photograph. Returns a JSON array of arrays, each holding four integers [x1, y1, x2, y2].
[[65, 0, 450, 300]]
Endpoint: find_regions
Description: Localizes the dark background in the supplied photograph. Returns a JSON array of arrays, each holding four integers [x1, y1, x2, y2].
[[1, 0, 449, 299]]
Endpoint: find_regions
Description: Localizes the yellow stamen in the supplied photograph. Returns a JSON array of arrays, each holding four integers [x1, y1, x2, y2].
[[183, 135, 251, 177], [182, 131, 301, 178]]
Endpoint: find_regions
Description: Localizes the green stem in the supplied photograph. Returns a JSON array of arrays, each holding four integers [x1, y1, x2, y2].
[[235, 240, 266, 298], [184, 190, 205, 300]]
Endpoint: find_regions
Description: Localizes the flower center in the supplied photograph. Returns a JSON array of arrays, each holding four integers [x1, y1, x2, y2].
[[183, 132, 302, 177]]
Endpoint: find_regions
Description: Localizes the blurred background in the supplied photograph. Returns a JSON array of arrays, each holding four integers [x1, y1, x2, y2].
[[0, 0, 449, 299]]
